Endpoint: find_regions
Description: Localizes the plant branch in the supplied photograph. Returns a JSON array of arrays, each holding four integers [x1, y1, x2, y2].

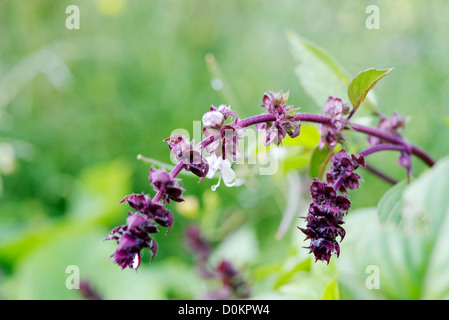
[[359, 143, 406, 157], [153, 111, 434, 203], [237, 112, 434, 167], [349, 123, 435, 167], [363, 164, 398, 185]]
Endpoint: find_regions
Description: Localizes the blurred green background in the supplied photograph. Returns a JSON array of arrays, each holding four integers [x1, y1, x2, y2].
[[1, 0, 449, 300]]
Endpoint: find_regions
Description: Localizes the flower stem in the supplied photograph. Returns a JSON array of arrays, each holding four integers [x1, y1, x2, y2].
[[359, 144, 406, 157], [236, 112, 331, 128], [237, 112, 434, 167], [237, 113, 276, 127], [332, 176, 345, 191], [162, 111, 434, 199], [170, 161, 184, 179], [363, 164, 398, 185], [349, 123, 435, 167], [293, 113, 332, 124], [198, 134, 219, 150]]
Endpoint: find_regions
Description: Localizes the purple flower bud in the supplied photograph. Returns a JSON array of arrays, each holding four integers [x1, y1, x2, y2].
[[217, 104, 239, 120], [118, 193, 174, 231], [126, 212, 147, 230], [164, 134, 191, 160], [305, 238, 340, 264], [368, 112, 408, 147], [325, 149, 365, 193], [111, 249, 140, 270], [118, 193, 151, 213], [164, 134, 209, 179], [261, 91, 290, 113], [149, 166, 185, 203], [117, 233, 139, 251], [318, 97, 350, 149], [180, 148, 210, 180], [148, 201, 174, 232], [299, 178, 350, 264], [126, 212, 159, 234], [104, 212, 159, 269], [258, 91, 300, 146]]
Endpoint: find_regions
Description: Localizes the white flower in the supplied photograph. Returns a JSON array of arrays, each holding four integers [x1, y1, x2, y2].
[[205, 153, 236, 191]]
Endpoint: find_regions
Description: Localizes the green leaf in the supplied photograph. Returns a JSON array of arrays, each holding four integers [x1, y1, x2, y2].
[[286, 30, 351, 108], [347, 68, 393, 115], [310, 146, 333, 179], [338, 155, 449, 299], [377, 180, 407, 225], [322, 278, 340, 300], [209, 226, 259, 268], [274, 258, 311, 290], [282, 124, 320, 149], [282, 152, 310, 174], [402, 155, 449, 234]]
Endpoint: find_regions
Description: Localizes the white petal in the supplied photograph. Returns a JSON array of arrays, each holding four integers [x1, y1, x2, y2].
[[206, 154, 221, 179], [211, 174, 222, 191], [221, 160, 236, 187]]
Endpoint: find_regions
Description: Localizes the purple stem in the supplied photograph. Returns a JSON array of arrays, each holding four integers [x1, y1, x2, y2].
[[237, 113, 434, 167], [154, 112, 434, 203], [350, 123, 435, 167], [152, 191, 163, 203], [332, 176, 345, 191], [359, 144, 406, 157], [363, 164, 398, 185], [236, 113, 331, 128], [293, 113, 332, 124], [170, 161, 185, 179], [236, 113, 276, 127], [198, 134, 219, 150]]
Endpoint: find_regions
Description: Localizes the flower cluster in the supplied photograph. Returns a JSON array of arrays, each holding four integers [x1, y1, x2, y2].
[[149, 166, 184, 203], [326, 149, 365, 193], [105, 210, 160, 269], [202, 105, 242, 190], [300, 149, 365, 263], [367, 112, 408, 147], [164, 134, 209, 180], [105, 190, 176, 269], [256, 91, 301, 146], [185, 225, 251, 299], [106, 88, 434, 271], [319, 97, 350, 149]]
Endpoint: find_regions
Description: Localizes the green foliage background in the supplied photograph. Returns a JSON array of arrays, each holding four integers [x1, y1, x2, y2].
[[0, 0, 449, 300]]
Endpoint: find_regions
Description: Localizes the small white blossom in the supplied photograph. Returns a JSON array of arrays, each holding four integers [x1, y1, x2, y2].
[[206, 154, 236, 191]]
